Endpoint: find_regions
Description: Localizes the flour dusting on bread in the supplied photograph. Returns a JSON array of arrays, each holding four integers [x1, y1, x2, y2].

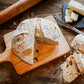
[[12, 18, 60, 64]]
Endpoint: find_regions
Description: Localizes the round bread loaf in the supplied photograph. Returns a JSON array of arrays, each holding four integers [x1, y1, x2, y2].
[[12, 18, 60, 64]]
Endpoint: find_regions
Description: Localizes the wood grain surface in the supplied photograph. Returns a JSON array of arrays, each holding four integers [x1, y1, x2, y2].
[[0, 0, 84, 84], [0, 0, 42, 25]]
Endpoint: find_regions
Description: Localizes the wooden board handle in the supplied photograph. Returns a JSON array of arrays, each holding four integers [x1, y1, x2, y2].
[[0, 0, 42, 25], [0, 49, 10, 63]]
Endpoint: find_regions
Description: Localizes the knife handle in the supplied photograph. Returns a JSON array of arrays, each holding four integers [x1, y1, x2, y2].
[[0, 0, 42, 25]]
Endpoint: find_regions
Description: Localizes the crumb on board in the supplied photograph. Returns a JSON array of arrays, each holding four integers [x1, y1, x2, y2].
[[13, 22, 17, 25], [60, 62, 66, 70]]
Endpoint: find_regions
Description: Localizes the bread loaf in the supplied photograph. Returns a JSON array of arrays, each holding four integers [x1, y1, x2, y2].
[[12, 18, 59, 64], [71, 34, 84, 53]]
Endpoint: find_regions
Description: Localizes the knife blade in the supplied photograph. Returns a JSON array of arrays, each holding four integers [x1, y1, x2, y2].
[[54, 16, 84, 35]]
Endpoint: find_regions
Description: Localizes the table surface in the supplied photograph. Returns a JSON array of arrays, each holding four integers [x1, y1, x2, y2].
[[0, 0, 84, 84]]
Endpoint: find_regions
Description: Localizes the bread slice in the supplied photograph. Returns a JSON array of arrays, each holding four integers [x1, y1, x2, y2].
[[71, 34, 84, 53], [63, 55, 80, 82], [73, 50, 84, 73]]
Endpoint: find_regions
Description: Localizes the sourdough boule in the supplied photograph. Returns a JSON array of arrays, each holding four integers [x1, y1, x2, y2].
[[12, 18, 60, 64]]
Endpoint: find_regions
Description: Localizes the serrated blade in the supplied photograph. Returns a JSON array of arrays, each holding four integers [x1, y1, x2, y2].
[[54, 16, 84, 35]]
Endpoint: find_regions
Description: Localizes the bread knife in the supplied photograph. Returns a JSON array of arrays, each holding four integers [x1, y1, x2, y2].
[[54, 16, 84, 35]]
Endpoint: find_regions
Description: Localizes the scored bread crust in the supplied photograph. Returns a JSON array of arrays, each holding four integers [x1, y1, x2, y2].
[[63, 56, 80, 82], [12, 18, 59, 64], [71, 34, 84, 53]]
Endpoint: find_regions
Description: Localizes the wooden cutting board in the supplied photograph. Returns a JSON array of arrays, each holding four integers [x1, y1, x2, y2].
[[0, 16, 70, 74]]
